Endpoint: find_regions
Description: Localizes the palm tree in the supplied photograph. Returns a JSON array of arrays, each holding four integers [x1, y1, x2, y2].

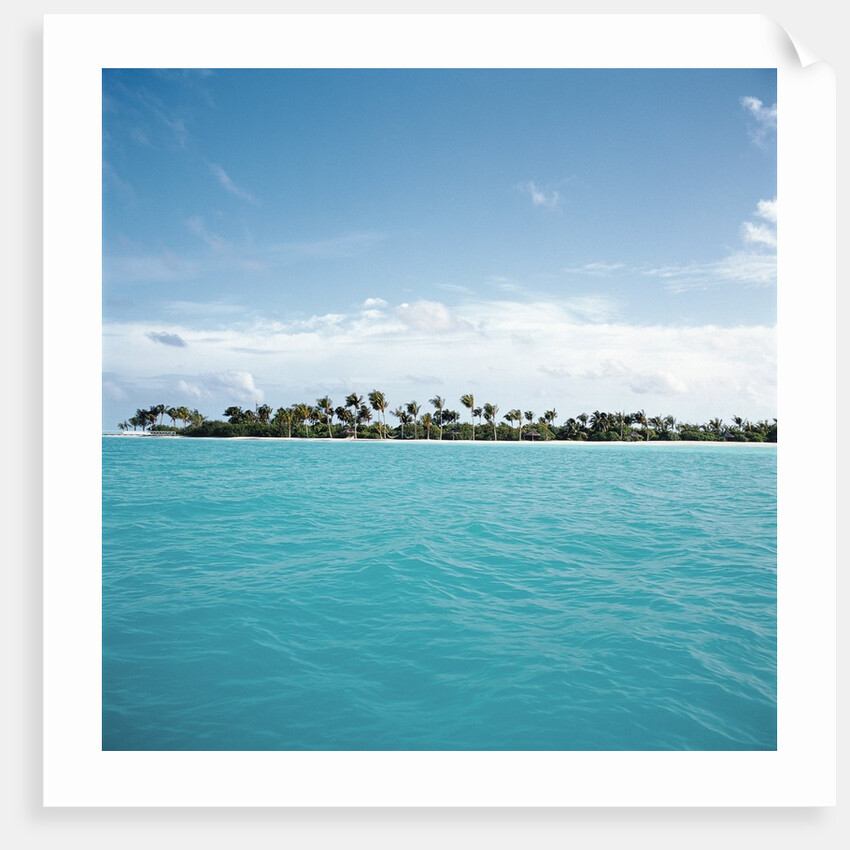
[[272, 406, 295, 438], [705, 417, 719, 436], [472, 406, 483, 437], [368, 389, 388, 439], [429, 395, 445, 440], [543, 409, 557, 428], [559, 417, 576, 440], [614, 411, 632, 441], [406, 400, 421, 439], [356, 404, 372, 436], [334, 405, 354, 437], [506, 408, 523, 440], [316, 396, 334, 438], [392, 406, 410, 439], [308, 405, 322, 433], [731, 415, 749, 438], [138, 407, 155, 430], [294, 403, 313, 437], [255, 403, 272, 425], [631, 409, 647, 440], [421, 411, 433, 440], [345, 393, 364, 439], [460, 393, 476, 440], [590, 410, 609, 436], [483, 402, 499, 441]]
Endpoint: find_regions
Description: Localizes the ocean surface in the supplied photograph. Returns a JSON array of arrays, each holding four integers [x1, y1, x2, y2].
[[102, 438, 777, 751]]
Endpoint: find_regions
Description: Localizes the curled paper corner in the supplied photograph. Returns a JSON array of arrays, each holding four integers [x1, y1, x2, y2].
[[765, 16, 823, 69]]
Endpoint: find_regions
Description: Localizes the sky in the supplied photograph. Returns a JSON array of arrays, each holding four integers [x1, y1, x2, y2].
[[102, 68, 777, 430]]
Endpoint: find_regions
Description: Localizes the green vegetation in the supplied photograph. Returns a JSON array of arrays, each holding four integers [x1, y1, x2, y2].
[[116, 398, 777, 442]]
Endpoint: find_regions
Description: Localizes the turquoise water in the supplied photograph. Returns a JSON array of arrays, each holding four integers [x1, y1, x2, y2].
[[102, 438, 776, 751]]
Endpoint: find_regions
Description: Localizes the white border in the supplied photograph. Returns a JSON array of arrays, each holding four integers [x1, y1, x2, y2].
[[44, 13, 835, 806]]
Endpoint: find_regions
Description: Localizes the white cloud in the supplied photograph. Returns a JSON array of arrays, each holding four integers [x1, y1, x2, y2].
[[744, 198, 778, 247], [208, 162, 256, 202], [645, 252, 776, 292], [495, 280, 527, 295], [517, 180, 560, 208], [185, 216, 228, 252], [301, 313, 346, 331], [363, 297, 388, 309], [648, 197, 777, 292], [170, 373, 263, 407], [542, 359, 689, 396], [742, 222, 777, 248], [713, 251, 777, 286], [562, 262, 626, 276], [755, 198, 777, 223], [394, 299, 472, 333], [177, 379, 204, 401], [627, 370, 690, 395], [740, 96, 777, 146], [740, 96, 777, 125], [135, 87, 190, 147], [204, 371, 265, 405], [741, 197, 777, 248], [559, 295, 619, 323], [437, 283, 474, 295]]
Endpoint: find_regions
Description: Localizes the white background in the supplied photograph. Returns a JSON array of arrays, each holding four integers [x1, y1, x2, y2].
[[7, 1, 845, 847]]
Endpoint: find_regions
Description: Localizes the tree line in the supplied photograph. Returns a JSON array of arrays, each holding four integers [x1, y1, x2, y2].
[[116, 395, 777, 442]]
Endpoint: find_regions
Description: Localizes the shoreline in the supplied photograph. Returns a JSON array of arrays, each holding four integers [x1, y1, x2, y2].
[[102, 433, 776, 446]]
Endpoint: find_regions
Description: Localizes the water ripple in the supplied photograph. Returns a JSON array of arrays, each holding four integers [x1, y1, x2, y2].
[[103, 439, 776, 751]]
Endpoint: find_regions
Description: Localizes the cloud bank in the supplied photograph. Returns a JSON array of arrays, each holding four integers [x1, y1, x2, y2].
[[104, 294, 775, 423]]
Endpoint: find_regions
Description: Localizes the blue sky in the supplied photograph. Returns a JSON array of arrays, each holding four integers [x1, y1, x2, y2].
[[102, 68, 776, 429]]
